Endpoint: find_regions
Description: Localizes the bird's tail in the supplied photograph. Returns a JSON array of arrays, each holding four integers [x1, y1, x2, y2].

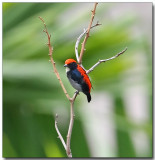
[[86, 93, 91, 103]]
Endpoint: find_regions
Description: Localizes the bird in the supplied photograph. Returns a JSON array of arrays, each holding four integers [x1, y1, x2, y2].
[[64, 59, 92, 102]]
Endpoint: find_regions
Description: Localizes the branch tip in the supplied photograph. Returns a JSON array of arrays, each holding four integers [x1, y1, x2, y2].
[[87, 47, 127, 74], [40, 3, 99, 158], [78, 2, 98, 64]]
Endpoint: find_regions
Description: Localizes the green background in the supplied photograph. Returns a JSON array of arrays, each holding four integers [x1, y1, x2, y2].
[[3, 2, 152, 158]]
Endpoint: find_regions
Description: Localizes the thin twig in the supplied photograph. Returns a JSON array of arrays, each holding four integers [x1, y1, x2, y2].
[[79, 3, 98, 64], [55, 114, 67, 150], [75, 22, 101, 63], [75, 28, 86, 62], [39, 16, 78, 158], [39, 3, 126, 156], [39, 3, 101, 158], [65, 4, 99, 156], [87, 47, 128, 74], [39, 16, 71, 101]]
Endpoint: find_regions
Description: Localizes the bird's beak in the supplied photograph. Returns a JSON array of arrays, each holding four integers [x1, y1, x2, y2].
[[64, 64, 67, 67]]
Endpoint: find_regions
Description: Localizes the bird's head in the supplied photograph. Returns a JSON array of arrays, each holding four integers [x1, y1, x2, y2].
[[64, 59, 77, 71]]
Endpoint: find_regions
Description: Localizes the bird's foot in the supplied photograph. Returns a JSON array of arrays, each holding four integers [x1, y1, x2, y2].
[[75, 90, 79, 95]]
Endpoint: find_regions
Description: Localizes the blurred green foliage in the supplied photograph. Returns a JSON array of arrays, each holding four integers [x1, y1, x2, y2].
[[3, 2, 152, 158]]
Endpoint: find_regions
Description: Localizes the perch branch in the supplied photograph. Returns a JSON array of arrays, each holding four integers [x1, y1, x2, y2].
[[39, 2, 101, 158], [65, 3, 99, 156], [66, 91, 78, 157], [39, 17, 79, 157], [78, 2, 98, 64], [66, 99, 75, 157], [39, 16, 71, 101], [87, 47, 128, 74]]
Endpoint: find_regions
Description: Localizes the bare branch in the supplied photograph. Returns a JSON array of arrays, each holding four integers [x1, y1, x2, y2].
[[55, 114, 67, 150], [66, 91, 78, 157], [78, 3, 98, 64], [39, 16, 76, 158], [87, 47, 128, 74], [39, 2, 99, 157], [75, 28, 86, 62], [75, 23, 101, 63], [66, 102, 74, 157], [39, 16, 71, 101]]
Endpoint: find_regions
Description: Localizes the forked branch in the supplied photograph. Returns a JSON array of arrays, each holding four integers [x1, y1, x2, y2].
[[75, 22, 101, 63], [39, 2, 127, 158], [78, 2, 98, 64], [39, 16, 79, 158]]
